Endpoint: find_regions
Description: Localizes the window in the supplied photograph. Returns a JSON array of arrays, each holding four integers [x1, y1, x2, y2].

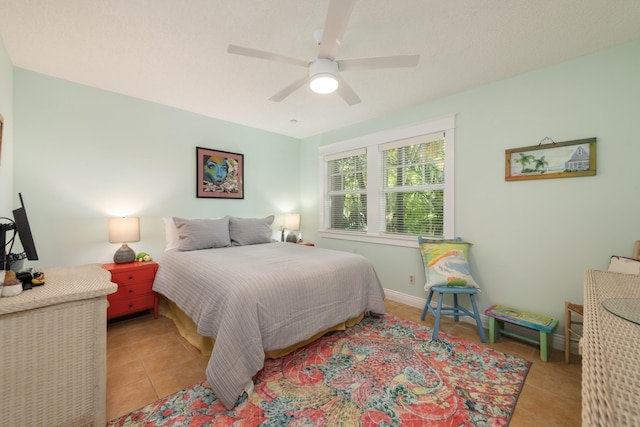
[[319, 115, 455, 247], [326, 149, 367, 231], [381, 134, 445, 236]]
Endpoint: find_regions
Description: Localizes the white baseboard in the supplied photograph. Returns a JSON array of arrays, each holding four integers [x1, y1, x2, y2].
[[383, 288, 576, 354]]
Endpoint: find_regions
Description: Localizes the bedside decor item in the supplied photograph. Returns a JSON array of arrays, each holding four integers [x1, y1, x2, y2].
[[108, 217, 139, 264], [505, 137, 596, 181], [2, 269, 23, 297], [135, 252, 153, 262], [284, 213, 300, 242], [31, 271, 45, 285], [197, 147, 244, 199], [7, 252, 26, 272]]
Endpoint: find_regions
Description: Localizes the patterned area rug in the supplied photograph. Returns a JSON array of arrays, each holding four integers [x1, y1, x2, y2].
[[108, 314, 530, 426]]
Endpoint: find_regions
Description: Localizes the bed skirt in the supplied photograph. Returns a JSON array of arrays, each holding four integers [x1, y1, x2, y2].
[[158, 295, 365, 359]]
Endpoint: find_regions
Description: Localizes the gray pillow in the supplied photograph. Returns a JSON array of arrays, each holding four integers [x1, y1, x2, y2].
[[229, 215, 274, 246], [173, 217, 231, 251]]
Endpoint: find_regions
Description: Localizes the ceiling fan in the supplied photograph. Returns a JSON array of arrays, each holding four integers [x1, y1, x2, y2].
[[227, 0, 420, 105]]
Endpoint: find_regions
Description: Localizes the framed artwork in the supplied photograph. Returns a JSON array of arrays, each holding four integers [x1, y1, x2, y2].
[[196, 147, 244, 199], [505, 137, 596, 182]]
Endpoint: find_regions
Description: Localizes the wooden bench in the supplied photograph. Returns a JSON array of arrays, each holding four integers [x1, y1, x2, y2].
[[484, 304, 558, 362]]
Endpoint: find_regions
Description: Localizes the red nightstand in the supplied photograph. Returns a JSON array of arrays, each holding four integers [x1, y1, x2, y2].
[[102, 261, 159, 320]]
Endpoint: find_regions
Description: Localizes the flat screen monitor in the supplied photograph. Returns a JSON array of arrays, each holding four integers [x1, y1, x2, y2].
[[13, 193, 39, 262], [1, 193, 38, 270]]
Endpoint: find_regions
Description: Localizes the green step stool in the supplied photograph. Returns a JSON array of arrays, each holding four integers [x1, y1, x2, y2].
[[485, 304, 558, 362]]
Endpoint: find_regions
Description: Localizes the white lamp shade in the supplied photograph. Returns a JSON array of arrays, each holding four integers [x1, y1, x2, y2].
[[284, 213, 300, 231], [108, 217, 140, 243]]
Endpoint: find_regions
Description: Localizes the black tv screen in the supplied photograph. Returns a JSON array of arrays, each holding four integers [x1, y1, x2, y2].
[[13, 197, 39, 262]]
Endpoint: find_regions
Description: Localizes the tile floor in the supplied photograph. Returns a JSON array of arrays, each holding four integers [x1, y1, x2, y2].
[[106, 300, 582, 425]]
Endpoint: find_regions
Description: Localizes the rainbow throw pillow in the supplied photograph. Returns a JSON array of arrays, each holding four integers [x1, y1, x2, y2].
[[418, 237, 480, 290]]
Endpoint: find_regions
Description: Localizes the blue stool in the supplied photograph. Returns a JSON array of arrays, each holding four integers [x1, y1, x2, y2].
[[421, 285, 487, 342]]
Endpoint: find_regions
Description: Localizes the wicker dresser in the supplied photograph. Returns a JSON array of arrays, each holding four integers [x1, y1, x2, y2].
[[0, 263, 117, 426], [582, 269, 640, 426]]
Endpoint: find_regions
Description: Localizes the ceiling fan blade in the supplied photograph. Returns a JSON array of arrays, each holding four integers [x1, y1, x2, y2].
[[335, 74, 361, 106], [228, 44, 308, 68], [318, 0, 357, 59], [269, 74, 309, 102], [338, 55, 420, 72]]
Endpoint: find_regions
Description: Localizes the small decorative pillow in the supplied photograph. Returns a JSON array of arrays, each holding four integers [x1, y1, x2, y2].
[[229, 215, 275, 246], [608, 256, 640, 274], [418, 237, 480, 290], [173, 217, 231, 251], [163, 217, 180, 251]]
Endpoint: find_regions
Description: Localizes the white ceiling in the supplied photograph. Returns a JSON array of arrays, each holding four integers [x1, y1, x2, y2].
[[1, 0, 639, 139]]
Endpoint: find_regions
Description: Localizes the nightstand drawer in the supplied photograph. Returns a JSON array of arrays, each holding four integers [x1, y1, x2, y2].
[[107, 294, 156, 318], [111, 267, 156, 285], [109, 282, 153, 301]]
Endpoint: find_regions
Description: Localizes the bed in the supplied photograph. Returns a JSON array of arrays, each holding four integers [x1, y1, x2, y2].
[[152, 216, 386, 409]]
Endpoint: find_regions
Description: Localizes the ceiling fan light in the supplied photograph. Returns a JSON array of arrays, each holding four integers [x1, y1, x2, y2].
[[310, 74, 339, 94]]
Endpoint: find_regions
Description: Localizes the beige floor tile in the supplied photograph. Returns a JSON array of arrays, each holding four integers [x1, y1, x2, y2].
[[106, 343, 139, 370], [107, 358, 147, 390], [148, 358, 207, 398], [106, 377, 158, 421], [134, 332, 190, 359]]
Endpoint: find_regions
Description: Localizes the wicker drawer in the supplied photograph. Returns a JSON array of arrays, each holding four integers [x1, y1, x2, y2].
[[110, 267, 156, 285], [107, 294, 156, 318]]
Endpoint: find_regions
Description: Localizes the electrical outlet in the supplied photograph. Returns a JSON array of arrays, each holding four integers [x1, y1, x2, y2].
[[409, 274, 415, 285]]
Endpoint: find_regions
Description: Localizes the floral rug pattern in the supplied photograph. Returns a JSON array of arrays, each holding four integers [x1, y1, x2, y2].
[[108, 314, 530, 426]]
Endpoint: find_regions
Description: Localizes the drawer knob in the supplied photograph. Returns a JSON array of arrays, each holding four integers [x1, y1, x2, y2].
[[128, 289, 133, 294], [128, 304, 133, 308], [128, 275, 133, 280]]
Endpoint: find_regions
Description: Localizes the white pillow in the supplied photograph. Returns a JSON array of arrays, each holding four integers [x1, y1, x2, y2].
[[608, 256, 640, 274], [163, 217, 180, 251]]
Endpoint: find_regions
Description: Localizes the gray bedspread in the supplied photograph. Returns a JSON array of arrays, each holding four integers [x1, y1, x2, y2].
[[152, 242, 386, 409]]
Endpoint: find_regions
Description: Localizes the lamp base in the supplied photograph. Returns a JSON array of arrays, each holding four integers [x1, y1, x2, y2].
[[286, 232, 298, 243], [114, 243, 136, 264]]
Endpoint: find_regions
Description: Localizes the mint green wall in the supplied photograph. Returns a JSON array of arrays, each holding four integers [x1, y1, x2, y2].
[[13, 69, 300, 268], [0, 35, 13, 214], [301, 39, 640, 323], [9, 39, 640, 326]]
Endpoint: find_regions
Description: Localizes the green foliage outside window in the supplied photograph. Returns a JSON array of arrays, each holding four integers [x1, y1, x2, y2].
[[328, 153, 367, 230], [383, 140, 445, 237]]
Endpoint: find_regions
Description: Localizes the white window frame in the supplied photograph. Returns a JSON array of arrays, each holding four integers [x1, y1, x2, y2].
[[318, 114, 456, 248]]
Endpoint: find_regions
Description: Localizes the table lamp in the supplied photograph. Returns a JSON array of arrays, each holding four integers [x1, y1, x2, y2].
[[108, 217, 139, 263], [284, 213, 300, 243]]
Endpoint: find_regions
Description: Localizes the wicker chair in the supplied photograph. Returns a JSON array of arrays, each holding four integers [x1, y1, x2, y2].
[[564, 301, 583, 363]]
